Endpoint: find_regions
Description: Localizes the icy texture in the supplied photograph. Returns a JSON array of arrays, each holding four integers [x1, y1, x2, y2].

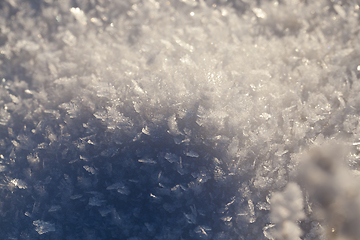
[[0, 0, 360, 239], [270, 183, 305, 240], [299, 142, 360, 240], [33, 220, 55, 235]]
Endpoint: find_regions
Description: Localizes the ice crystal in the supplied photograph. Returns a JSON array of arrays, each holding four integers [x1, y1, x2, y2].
[[1, 0, 360, 239], [33, 220, 55, 235]]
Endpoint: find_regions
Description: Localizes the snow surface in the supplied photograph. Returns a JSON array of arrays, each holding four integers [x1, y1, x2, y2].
[[1, 0, 360, 239]]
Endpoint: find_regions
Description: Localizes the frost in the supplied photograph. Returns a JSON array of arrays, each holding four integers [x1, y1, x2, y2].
[[0, 108, 11, 125], [237, 199, 256, 224], [180, 0, 198, 7], [83, 165, 97, 174], [70, 194, 83, 200], [89, 196, 106, 206], [174, 36, 194, 52], [48, 205, 61, 212], [62, 30, 77, 46], [27, 153, 40, 165], [0, 165, 8, 172], [106, 182, 130, 195], [194, 225, 211, 238], [184, 205, 197, 224], [60, 101, 80, 119], [299, 144, 360, 240], [70, 7, 87, 25], [141, 126, 151, 135], [99, 207, 112, 217], [132, 80, 145, 95], [10, 179, 27, 189], [33, 220, 55, 235], [253, 8, 267, 19], [164, 153, 180, 163], [138, 158, 157, 164], [15, 40, 39, 52], [168, 114, 181, 136], [2, 0, 360, 239], [185, 150, 199, 158], [334, 5, 346, 19], [95, 82, 116, 98], [270, 183, 305, 240]]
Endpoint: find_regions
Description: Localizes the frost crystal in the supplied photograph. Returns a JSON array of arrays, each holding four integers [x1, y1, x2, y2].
[[1, 0, 360, 239], [10, 179, 27, 189], [70, 7, 87, 25], [300, 144, 360, 240], [270, 183, 305, 240], [106, 182, 130, 195], [33, 220, 55, 235]]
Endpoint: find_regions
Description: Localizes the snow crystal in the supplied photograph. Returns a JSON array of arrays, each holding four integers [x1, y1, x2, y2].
[[0, 165, 7, 172], [185, 150, 199, 158], [48, 205, 61, 212], [164, 152, 180, 163], [1, 0, 360, 238], [33, 220, 55, 235], [62, 30, 77, 46], [253, 8, 267, 19], [70, 194, 83, 200], [88, 196, 106, 207], [106, 182, 130, 195], [194, 225, 211, 238], [138, 158, 157, 164], [270, 183, 305, 240], [83, 165, 97, 174], [333, 5, 346, 19], [298, 144, 360, 240], [70, 7, 87, 25], [10, 179, 27, 189], [184, 205, 197, 224], [98, 207, 112, 217]]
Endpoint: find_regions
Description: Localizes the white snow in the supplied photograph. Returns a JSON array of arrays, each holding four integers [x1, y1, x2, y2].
[[1, 0, 360, 239]]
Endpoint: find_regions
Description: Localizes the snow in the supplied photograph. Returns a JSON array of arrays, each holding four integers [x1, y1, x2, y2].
[[270, 182, 305, 240], [1, 0, 360, 239], [32, 220, 55, 235]]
